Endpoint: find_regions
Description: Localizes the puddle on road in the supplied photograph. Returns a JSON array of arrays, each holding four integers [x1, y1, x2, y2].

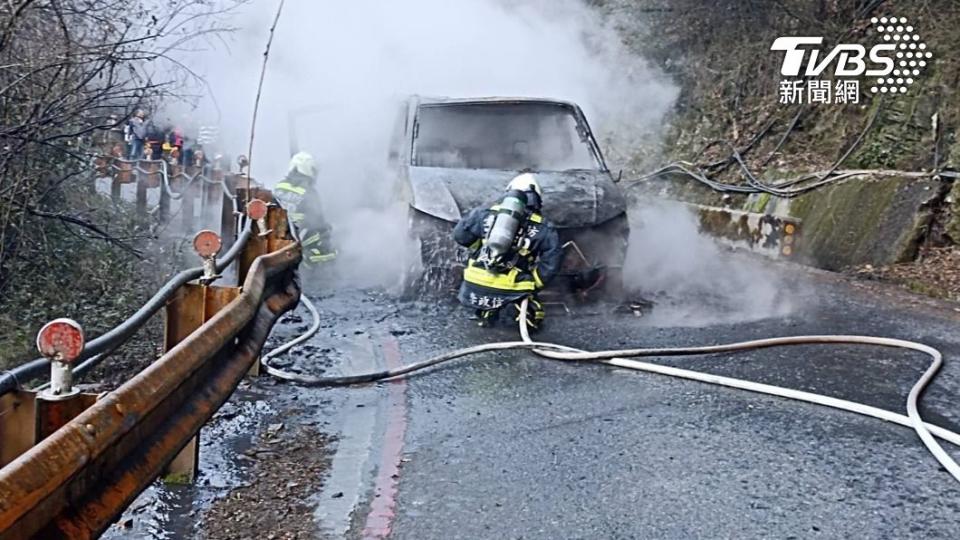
[[101, 389, 273, 539], [101, 292, 396, 538]]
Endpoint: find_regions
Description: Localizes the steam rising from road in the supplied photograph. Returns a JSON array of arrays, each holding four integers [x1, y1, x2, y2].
[[625, 201, 798, 326]]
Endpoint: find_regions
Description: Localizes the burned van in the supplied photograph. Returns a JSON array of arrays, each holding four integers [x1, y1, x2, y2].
[[389, 96, 629, 297]]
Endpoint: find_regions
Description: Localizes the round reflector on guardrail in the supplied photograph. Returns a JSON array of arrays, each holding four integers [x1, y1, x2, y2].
[[193, 230, 223, 259], [37, 318, 85, 363], [247, 198, 268, 220]]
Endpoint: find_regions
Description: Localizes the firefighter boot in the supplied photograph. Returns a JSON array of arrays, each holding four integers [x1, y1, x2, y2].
[[514, 297, 545, 332], [474, 309, 499, 328]]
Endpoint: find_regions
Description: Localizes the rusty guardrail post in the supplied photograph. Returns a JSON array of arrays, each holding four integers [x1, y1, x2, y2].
[[135, 149, 156, 216], [135, 170, 148, 217], [237, 188, 288, 286], [111, 157, 134, 205], [235, 188, 291, 376], [144, 159, 162, 213], [34, 319, 99, 443], [94, 158, 108, 176], [159, 162, 178, 224], [95, 143, 123, 192], [160, 231, 240, 484], [0, 320, 99, 470], [0, 389, 35, 469]]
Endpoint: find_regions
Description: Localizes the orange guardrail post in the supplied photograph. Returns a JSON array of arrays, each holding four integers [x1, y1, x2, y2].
[[158, 178, 171, 224], [0, 320, 99, 469], [201, 168, 222, 230], [235, 189, 294, 377], [0, 391, 36, 469], [237, 188, 278, 286], [182, 163, 201, 231], [135, 165, 148, 216], [160, 231, 240, 484]]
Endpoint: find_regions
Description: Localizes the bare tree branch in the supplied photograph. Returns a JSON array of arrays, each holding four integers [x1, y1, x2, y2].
[[0, 0, 245, 283]]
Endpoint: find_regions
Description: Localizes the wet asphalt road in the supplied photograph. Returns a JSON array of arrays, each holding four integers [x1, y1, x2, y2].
[[292, 261, 960, 540], [117, 255, 960, 539]]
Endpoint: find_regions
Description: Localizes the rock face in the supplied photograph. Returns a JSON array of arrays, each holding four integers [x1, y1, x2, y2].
[[786, 176, 943, 270], [946, 179, 960, 245], [630, 174, 948, 271]]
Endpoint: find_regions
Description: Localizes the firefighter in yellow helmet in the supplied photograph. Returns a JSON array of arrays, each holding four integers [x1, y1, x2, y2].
[[275, 152, 336, 264], [453, 172, 563, 329]]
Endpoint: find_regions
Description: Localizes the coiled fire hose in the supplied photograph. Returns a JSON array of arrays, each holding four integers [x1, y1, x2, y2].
[[262, 296, 960, 484]]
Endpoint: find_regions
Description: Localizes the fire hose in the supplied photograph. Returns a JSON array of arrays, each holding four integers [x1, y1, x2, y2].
[[262, 295, 960, 484]]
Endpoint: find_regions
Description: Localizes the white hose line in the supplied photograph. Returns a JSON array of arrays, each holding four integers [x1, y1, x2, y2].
[[259, 296, 574, 385], [262, 294, 323, 364], [517, 298, 960, 484], [261, 294, 960, 484]]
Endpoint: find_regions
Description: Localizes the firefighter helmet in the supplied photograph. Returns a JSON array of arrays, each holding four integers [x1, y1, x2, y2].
[[506, 172, 542, 197], [289, 152, 318, 179], [507, 172, 542, 211]]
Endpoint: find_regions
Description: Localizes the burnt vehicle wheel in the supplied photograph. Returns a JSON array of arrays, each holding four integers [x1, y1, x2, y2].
[[400, 209, 464, 298]]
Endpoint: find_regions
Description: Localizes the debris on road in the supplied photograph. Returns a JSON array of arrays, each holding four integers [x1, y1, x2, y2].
[[202, 424, 334, 539]]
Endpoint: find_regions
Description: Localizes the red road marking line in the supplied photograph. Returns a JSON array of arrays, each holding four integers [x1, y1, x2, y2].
[[362, 336, 407, 539]]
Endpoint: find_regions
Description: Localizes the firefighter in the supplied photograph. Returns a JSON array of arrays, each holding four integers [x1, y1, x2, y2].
[[275, 152, 336, 265], [453, 172, 563, 329]]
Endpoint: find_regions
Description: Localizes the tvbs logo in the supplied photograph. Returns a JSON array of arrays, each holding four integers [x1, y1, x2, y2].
[[772, 37, 895, 77], [771, 17, 932, 103]]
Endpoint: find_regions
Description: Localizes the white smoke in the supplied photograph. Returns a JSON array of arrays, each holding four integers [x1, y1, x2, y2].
[[172, 0, 677, 289], [625, 199, 799, 326], [192, 0, 676, 176]]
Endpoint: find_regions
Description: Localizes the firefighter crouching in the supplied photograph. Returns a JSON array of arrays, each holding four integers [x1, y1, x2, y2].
[[275, 152, 337, 265], [453, 173, 563, 329]]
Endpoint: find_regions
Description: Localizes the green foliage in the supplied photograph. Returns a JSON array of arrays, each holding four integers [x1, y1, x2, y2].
[[0, 0, 239, 371], [0, 190, 178, 369], [600, 0, 960, 178]]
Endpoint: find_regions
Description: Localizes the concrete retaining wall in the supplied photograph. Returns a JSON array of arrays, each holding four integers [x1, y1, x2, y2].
[[630, 173, 949, 271]]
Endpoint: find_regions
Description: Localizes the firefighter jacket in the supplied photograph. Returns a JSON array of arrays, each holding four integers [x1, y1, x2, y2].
[[275, 171, 335, 264], [453, 203, 563, 309]]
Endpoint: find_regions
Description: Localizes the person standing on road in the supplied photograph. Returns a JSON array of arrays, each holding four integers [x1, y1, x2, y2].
[[453, 172, 563, 329], [275, 152, 337, 265]]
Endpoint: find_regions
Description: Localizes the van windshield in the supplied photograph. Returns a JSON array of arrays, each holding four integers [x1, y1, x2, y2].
[[412, 102, 601, 171]]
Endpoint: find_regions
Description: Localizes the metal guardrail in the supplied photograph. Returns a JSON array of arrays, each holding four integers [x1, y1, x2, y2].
[[93, 155, 238, 228], [0, 182, 302, 538], [0, 224, 253, 396], [0, 158, 249, 396]]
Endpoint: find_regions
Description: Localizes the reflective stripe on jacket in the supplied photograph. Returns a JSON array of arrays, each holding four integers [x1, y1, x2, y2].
[[454, 203, 563, 310], [454, 204, 563, 290], [274, 172, 335, 262], [463, 261, 537, 292]]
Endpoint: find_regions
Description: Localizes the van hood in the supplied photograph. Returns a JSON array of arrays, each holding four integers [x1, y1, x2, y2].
[[407, 167, 626, 228]]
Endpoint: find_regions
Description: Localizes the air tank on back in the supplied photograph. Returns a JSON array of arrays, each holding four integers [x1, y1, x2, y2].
[[484, 189, 528, 264]]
